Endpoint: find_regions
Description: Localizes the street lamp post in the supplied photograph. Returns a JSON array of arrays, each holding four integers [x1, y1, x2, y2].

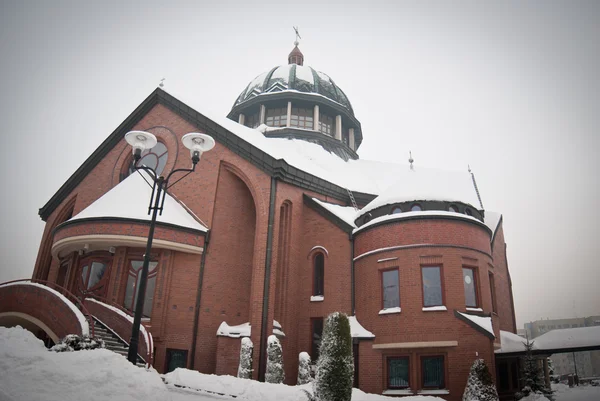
[[124, 130, 215, 365]]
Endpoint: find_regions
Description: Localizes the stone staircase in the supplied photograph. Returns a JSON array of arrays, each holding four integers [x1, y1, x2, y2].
[[91, 318, 146, 367]]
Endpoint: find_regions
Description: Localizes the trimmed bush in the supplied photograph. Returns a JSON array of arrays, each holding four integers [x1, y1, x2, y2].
[[51, 334, 105, 352], [265, 335, 284, 383], [237, 337, 253, 379], [313, 312, 353, 401], [298, 352, 312, 385], [463, 359, 499, 401]]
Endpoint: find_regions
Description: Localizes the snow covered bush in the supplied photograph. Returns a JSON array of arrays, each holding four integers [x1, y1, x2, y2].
[[313, 312, 353, 401], [51, 334, 105, 352], [297, 351, 312, 385], [265, 334, 284, 383], [237, 337, 254, 379], [462, 359, 499, 401]]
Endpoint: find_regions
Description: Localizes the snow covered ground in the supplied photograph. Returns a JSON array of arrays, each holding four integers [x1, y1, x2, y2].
[[552, 382, 600, 401], [0, 326, 442, 401]]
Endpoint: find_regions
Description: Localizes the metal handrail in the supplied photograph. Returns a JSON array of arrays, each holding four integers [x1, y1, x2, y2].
[[0, 278, 95, 337], [83, 293, 153, 366]]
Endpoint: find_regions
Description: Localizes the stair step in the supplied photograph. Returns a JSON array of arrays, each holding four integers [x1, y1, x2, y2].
[[90, 317, 147, 367]]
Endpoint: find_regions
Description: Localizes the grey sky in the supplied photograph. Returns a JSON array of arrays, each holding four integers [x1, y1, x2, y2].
[[0, 1, 598, 328]]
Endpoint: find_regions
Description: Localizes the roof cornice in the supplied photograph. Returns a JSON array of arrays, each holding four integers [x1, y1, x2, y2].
[[39, 88, 375, 221]]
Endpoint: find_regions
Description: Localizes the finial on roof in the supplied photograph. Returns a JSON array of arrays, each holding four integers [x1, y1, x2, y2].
[[288, 27, 304, 66], [409, 151, 414, 170], [159, 78, 165, 88]]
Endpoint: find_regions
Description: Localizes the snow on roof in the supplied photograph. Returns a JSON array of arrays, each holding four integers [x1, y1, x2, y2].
[[348, 316, 375, 338], [69, 171, 207, 232], [311, 198, 357, 227], [295, 65, 314, 84], [217, 321, 286, 338], [353, 210, 486, 235], [355, 168, 480, 219], [173, 90, 482, 204], [484, 211, 502, 237], [457, 311, 494, 338], [270, 65, 291, 82], [534, 326, 600, 351], [496, 330, 528, 354]]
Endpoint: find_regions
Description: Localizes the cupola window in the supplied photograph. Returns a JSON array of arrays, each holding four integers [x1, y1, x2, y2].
[[245, 112, 260, 129], [411, 204, 422, 212], [465, 208, 473, 216], [391, 206, 403, 214], [290, 107, 313, 129], [342, 128, 350, 145], [266, 107, 287, 127], [449, 205, 458, 213], [319, 114, 334, 136]]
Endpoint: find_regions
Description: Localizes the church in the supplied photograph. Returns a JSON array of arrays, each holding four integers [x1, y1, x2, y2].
[[9, 40, 519, 400]]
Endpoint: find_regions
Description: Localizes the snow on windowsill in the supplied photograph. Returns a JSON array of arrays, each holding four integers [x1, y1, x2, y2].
[[418, 389, 450, 395], [310, 295, 324, 302], [379, 307, 401, 315], [466, 307, 483, 312], [382, 389, 413, 395], [422, 306, 447, 312], [0, 282, 90, 336]]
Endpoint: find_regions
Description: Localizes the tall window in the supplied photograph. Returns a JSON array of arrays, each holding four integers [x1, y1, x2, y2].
[[421, 356, 445, 389], [462, 268, 478, 308], [388, 357, 410, 388], [76, 256, 110, 299], [313, 253, 324, 296], [342, 128, 349, 145], [311, 318, 324, 361], [319, 114, 334, 136], [290, 107, 313, 129], [489, 272, 497, 313], [422, 267, 443, 307], [266, 107, 287, 127], [122, 142, 169, 181], [124, 260, 158, 318], [382, 269, 400, 309]]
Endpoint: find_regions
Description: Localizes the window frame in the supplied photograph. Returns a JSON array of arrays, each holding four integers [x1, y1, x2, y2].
[[462, 266, 479, 308], [380, 268, 400, 310], [420, 354, 446, 390], [420, 265, 445, 308], [76, 251, 112, 298], [387, 356, 411, 389], [448, 204, 458, 213], [391, 206, 403, 214], [411, 204, 423, 212], [121, 252, 160, 319], [489, 272, 497, 313], [121, 141, 169, 182], [313, 252, 325, 296]]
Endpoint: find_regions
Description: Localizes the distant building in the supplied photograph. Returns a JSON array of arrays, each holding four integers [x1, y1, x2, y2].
[[525, 316, 600, 378]]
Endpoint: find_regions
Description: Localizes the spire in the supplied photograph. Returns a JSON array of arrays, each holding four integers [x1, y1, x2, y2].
[[288, 26, 304, 66]]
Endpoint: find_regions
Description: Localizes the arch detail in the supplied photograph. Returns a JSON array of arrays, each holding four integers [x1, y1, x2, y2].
[[0, 311, 60, 343], [307, 245, 329, 258]]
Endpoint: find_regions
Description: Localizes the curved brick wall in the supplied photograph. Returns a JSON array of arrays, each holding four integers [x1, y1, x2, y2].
[[54, 220, 204, 249]]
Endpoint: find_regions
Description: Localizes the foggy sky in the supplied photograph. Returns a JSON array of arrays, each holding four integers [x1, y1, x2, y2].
[[0, 0, 598, 328]]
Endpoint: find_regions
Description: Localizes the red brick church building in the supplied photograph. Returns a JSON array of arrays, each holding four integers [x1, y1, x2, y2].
[[13, 43, 518, 399]]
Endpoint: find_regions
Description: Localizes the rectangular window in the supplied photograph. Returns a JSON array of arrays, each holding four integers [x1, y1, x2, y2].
[[165, 349, 188, 373], [124, 260, 158, 318], [422, 266, 443, 307], [421, 356, 445, 389], [462, 267, 478, 308], [311, 318, 324, 361], [266, 108, 287, 127], [388, 357, 410, 389], [489, 272, 497, 313], [382, 269, 400, 309]]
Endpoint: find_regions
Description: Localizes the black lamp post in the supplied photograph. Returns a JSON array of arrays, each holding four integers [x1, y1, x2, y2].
[[124, 130, 215, 365]]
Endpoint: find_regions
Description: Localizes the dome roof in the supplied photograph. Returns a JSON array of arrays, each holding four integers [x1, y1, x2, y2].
[[233, 64, 354, 115]]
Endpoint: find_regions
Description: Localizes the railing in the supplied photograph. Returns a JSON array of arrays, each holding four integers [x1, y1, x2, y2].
[[0, 278, 95, 337], [83, 293, 153, 367]]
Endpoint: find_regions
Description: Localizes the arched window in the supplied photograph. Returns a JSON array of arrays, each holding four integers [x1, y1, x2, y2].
[[120, 142, 169, 181], [123, 260, 159, 318], [465, 208, 473, 216], [363, 213, 372, 224], [448, 205, 458, 213], [75, 253, 111, 300], [411, 204, 422, 212], [391, 206, 403, 214], [313, 253, 324, 296]]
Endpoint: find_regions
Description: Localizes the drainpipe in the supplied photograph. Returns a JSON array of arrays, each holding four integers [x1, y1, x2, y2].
[[258, 177, 278, 381], [350, 233, 355, 315], [189, 229, 210, 370]]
